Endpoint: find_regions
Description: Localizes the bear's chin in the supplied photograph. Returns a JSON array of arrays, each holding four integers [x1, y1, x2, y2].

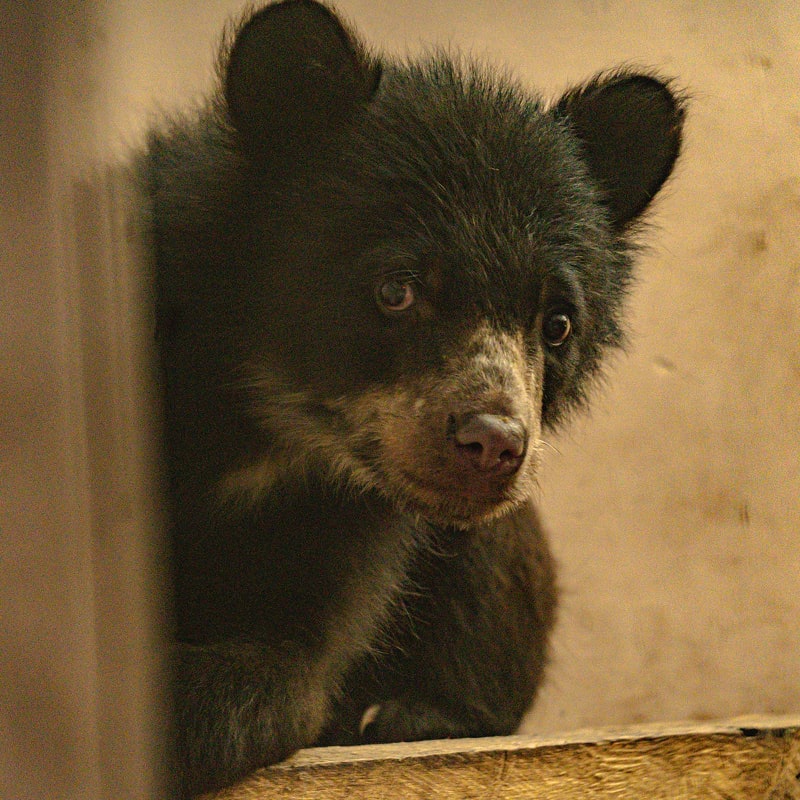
[[412, 496, 524, 531], [392, 479, 531, 530]]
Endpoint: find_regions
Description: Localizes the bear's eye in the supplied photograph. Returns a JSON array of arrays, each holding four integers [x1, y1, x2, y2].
[[542, 311, 572, 346], [377, 278, 415, 313]]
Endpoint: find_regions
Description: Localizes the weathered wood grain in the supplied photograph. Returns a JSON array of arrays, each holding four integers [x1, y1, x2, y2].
[[207, 716, 800, 799]]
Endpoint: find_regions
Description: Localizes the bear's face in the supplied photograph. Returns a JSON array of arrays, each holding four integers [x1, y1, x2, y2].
[[220, 69, 614, 527], [207, 2, 683, 527]]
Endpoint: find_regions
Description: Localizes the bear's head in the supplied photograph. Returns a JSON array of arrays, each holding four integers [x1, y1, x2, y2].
[[182, 0, 685, 527]]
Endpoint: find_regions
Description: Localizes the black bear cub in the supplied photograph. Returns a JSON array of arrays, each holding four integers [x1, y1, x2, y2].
[[145, 0, 683, 795]]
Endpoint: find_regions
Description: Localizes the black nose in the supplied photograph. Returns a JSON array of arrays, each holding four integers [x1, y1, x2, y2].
[[450, 413, 527, 474]]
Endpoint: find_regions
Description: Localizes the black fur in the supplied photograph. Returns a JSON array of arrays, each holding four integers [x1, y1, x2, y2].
[[142, 1, 684, 796]]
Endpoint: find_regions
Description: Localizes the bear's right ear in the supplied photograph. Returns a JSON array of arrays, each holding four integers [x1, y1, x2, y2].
[[224, 0, 380, 157]]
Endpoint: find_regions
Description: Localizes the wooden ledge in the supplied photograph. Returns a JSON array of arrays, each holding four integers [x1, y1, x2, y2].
[[209, 715, 800, 799]]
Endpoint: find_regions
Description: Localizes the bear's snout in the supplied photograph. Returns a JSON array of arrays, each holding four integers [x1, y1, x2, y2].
[[448, 413, 527, 475]]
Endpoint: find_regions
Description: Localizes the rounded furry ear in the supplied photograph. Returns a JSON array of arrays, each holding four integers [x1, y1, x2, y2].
[[555, 73, 685, 228], [224, 0, 380, 154]]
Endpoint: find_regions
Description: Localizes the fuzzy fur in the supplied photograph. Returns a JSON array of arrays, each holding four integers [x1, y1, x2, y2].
[[142, 1, 684, 796]]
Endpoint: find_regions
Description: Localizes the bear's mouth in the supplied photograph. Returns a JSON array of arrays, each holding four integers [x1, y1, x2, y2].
[[391, 464, 531, 528]]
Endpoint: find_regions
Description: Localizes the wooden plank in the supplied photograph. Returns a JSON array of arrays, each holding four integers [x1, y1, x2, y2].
[[208, 716, 800, 800]]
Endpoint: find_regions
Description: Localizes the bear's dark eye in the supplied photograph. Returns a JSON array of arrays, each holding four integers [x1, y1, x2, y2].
[[542, 311, 572, 346], [377, 278, 415, 313]]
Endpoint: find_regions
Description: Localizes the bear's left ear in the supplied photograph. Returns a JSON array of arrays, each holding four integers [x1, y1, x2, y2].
[[224, 0, 380, 158], [555, 72, 685, 229]]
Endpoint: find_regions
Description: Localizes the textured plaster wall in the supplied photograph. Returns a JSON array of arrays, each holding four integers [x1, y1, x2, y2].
[[103, 1, 800, 732]]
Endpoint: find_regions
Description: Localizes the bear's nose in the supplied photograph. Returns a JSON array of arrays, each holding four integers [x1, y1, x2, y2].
[[449, 413, 527, 474]]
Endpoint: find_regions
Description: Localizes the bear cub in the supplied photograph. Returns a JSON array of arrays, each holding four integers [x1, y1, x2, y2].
[[144, 0, 684, 796]]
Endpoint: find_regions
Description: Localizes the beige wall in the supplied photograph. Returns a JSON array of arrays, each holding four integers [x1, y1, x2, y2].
[[103, 0, 800, 733], [2, 4, 166, 797]]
